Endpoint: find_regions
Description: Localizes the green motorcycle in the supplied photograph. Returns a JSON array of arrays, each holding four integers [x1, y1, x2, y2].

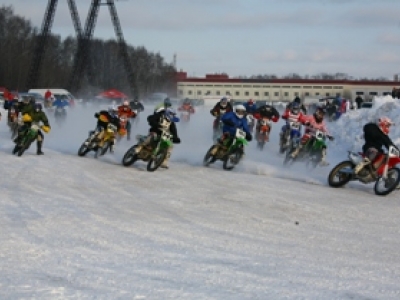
[[284, 129, 328, 168], [122, 130, 173, 172], [204, 128, 248, 170], [12, 123, 41, 157]]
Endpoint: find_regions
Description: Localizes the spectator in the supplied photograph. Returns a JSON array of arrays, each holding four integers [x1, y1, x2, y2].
[[355, 95, 364, 109]]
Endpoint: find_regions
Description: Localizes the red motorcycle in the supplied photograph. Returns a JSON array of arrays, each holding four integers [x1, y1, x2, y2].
[[328, 146, 400, 196], [178, 105, 194, 122], [256, 117, 271, 150]]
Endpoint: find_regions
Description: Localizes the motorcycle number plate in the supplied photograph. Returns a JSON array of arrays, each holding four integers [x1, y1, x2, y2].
[[236, 129, 246, 139]]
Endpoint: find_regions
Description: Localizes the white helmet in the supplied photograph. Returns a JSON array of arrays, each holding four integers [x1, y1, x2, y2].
[[235, 104, 246, 119]]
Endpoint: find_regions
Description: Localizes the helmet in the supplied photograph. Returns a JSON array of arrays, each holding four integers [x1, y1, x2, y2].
[[291, 102, 300, 114], [247, 99, 254, 105], [234, 104, 246, 119], [314, 107, 325, 123], [123, 100, 129, 106], [164, 97, 172, 107], [34, 103, 42, 111], [377, 116, 393, 135], [220, 97, 228, 108]]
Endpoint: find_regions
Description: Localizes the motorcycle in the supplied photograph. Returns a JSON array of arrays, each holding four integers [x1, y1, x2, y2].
[[12, 123, 46, 157], [8, 108, 20, 139], [122, 130, 173, 172], [256, 117, 271, 150], [78, 123, 117, 158], [180, 110, 191, 122], [279, 121, 301, 154], [246, 114, 255, 134], [54, 107, 67, 126], [204, 128, 248, 170], [328, 146, 400, 196], [284, 129, 328, 168], [116, 116, 129, 141]]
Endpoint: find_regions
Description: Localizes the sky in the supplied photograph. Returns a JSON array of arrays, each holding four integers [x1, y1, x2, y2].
[[1, 98, 400, 298], [4, 0, 400, 79]]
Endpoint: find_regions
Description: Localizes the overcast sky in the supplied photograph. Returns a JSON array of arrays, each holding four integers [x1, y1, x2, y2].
[[4, 0, 400, 79]]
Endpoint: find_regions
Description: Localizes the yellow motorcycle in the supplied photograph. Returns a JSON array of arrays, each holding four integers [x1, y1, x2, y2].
[[78, 123, 117, 158]]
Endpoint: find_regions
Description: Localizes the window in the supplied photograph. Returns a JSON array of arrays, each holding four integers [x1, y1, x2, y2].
[[205, 91, 211, 95], [188, 90, 192, 95], [245, 91, 249, 96], [323, 86, 332, 89], [264, 92, 269, 96], [315, 92, 320, 96], [216, 91, 220, 96], [305, 92, 310, 96], [274, 92, 279, 97], [356, 91, 364, 95], [294, 92, 299, 96], [254, 91, 259, 96], [253, 85, 261, 88], [325, 93, 330, 96], [226, 91, 231, 96], [334, 86, 343, 89], [235, 91, 240, 96], [197, 90, 202, 95], [313, 86, 322, 89], [291, 86, 301, 88], [284, 92, 289, 97], [369, 92, 377, 95], [336, 93, 341, 97], [273, 86, 280, 88], [243, 85, 251, 88]]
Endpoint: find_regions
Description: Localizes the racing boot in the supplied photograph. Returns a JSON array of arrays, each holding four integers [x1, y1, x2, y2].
[[37, 141, 44, 155], [161, 149, 172, 169], [319, 148, 329, 166]]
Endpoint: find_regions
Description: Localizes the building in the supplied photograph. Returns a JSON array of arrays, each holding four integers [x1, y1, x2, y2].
[[176, 72, 395, 103]]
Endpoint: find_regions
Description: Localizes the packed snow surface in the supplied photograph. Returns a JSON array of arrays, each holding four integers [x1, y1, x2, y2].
[[0, 97, 399, 299]]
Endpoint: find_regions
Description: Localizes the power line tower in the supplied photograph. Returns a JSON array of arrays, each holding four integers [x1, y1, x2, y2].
[[26, 0, 137, 98], [26, 0, 83, 89], [68, 0, 137, 97]]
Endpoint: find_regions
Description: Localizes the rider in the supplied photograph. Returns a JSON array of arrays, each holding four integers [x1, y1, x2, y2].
[[253, 102, 280, 138], [178, 98, 195, 115], [243, 99, 257, 132], [286, 96, 307, 114], [290, 107, 334, 165], [13, 102, 51, 155], [280, 102, 304, 148], [52, 95, 69, 117], [155, 97, 173, 113], [117, 100, 136, 140], [134, 106, 181, 169], [210, 104, 252, 155], [129, 97, 144, 114], [91, 106, 121, 153], [210, 97, 233, 133], [354, 117, 398, 174]]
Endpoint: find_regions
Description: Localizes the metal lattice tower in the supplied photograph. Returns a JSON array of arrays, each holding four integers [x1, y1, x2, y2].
[[26, 0, 59, 89]]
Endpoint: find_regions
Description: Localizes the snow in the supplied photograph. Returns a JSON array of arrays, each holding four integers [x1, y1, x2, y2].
[[0, 99, 400, 299]]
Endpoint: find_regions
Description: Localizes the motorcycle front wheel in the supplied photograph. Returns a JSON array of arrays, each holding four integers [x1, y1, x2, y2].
[[147, 148, 167, 172], [223, 148, 242, 170], [327, 160, 354, 187], [122, 145, 139, 167], [374, 167, 400, 196], [203, 145, 217, 166]]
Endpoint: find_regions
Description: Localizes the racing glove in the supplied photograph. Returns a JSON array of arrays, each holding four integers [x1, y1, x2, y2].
[[246, 132, 252, 142]]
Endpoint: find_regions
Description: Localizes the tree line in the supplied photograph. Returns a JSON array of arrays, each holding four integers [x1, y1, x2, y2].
[[0, 5, 177, 98]]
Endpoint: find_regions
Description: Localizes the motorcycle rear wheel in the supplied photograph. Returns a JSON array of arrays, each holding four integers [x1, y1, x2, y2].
[[223, 148, 242, 170], [78, 143, 91, 157], [203, 145, 217, 166], [374, 167, 400, 196], [327, 160, 354, 187]]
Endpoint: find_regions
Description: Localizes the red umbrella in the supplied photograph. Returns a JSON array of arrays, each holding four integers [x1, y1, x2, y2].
[[97, 89, 128, 99]]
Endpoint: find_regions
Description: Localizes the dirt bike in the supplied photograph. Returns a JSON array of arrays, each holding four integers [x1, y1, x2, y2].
[[54, 107, 67, 126], [179, 110, 191, 123], [78, 123, 117, 158], [246, 114, 255, 134], [212, 118, 223, 143], [256, 117, 271, 150], [328, 146, 400, 196], [12, 123, 44, 157], [121, 130, 173, 172], [8, 108, 20, 139], [284, 129, 328, 168], [116, 116, 129, 141], [279, 121, 301, 154], [204, 128, 248, 170]]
